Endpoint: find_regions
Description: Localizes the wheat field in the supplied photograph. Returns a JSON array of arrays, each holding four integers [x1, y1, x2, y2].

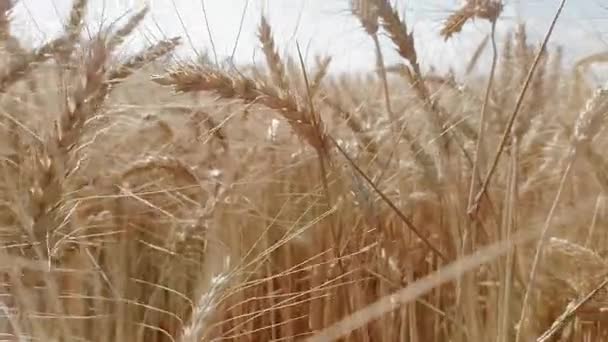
[[0, 0, 607, 341]]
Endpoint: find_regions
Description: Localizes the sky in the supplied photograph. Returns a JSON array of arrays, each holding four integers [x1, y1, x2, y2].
[[8, 0, 608, 74]]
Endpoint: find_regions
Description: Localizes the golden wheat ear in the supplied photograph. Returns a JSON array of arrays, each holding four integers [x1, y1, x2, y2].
[[440, 1, 503, 40], [543, 238, 608, 293], [538, 238, 608, 340], [257, 15, 289, 93], [0, 0, 23, 54], [106, 5, 150, 51]]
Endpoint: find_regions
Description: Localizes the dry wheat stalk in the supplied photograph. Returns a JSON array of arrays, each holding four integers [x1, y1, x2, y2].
[[4, 0, 608, 339]]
